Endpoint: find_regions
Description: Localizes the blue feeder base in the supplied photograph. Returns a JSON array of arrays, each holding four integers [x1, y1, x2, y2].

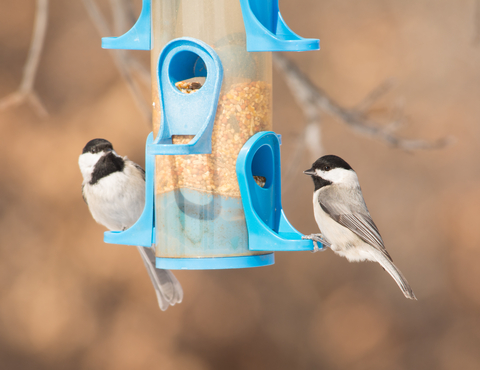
[[156, 253, 274, 270]]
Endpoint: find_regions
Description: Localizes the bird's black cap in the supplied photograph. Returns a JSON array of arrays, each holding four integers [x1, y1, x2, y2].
[[304, 154, 353, 174], [82, 138, 114, 154]]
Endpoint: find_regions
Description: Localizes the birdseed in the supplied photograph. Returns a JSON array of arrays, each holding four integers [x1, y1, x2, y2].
[[155, 80, 272, 197], [175, 81, 203, 94]]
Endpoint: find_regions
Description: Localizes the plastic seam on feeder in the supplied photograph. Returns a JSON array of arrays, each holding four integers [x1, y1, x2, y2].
[[104, 132, 156, 247], [101, 0, 152, 50], [148, 37, 223, 156], [239, 0, 320, 52], [236, 131, 322, 251]]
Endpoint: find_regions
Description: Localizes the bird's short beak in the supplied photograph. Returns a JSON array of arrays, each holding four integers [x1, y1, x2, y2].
[[303, 168, 315, 175]]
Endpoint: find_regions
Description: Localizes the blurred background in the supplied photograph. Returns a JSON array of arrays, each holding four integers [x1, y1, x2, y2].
[[1, 0, 480, 369]]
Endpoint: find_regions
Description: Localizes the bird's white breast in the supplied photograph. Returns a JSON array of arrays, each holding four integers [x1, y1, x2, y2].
[[82, 161, 145, 231]]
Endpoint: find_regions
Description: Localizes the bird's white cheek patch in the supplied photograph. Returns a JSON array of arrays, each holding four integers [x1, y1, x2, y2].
[[316, 168, 358, 186], [79, 152, 103, 169], [315, 169, 326, 178], [79, 152, 104, 179]]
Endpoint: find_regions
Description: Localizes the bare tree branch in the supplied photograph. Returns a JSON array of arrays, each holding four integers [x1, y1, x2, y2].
[[82, 0, 151, 124], [128, 57, 152, 88], [474, 0, 480, 44], [272, 53, 324, 190], [354, 78, 394, 113], [273, 53, 452, 153], [0, 0, 49, 117]]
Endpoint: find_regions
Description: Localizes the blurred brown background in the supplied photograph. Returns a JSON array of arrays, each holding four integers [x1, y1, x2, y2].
[[1, 0, 480, 369]]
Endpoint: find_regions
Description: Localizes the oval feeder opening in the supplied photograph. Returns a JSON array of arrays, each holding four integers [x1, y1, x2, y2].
[[251, 144, 273, 189], [151, 38, 224, 155], [169, 50, 207, 94]]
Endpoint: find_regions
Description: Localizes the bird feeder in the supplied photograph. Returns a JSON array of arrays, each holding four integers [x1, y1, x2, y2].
[[102, 0, 320, 269]]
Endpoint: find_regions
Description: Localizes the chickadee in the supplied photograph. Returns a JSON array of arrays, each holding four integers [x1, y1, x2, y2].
[[79, 138, 183, 311], [302, 155, 416, 300]]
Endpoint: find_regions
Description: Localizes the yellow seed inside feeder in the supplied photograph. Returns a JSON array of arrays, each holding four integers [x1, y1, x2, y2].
[[155, 80, 272, 197]]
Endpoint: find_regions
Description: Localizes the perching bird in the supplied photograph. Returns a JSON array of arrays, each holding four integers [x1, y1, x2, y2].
[[302, 155, 416, 300], [79, 138, 183, 310]]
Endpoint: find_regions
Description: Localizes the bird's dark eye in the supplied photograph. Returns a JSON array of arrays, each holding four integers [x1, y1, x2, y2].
[[323, 165, 330, 171]]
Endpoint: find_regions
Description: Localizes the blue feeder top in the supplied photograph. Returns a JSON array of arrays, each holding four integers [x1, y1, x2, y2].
[[101, 0, 319, 52]]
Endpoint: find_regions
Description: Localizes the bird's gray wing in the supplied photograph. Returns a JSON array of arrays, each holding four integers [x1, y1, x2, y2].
[[319, 186, 392, 260], [133, 162, 146, 181], [81, 184, 87, 204]]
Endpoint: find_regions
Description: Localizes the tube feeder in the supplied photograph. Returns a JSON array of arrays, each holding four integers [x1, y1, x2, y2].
[[101, 0, 322, 270]]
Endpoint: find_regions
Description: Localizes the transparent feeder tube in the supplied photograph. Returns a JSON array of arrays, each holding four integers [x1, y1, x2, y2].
[[152, 0, 272, 258]]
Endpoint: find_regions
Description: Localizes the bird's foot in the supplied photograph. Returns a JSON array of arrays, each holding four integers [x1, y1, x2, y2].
[[302, 234, 331, 253]]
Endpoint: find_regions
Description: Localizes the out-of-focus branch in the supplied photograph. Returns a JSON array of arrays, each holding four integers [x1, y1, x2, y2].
[[0, 0, 49, 116], [273, 53, 323, 190], [354, 78, 394, 113], [273, 53, 452, 153], [474, 0, 480, 44], [82, 0, 151, 124]]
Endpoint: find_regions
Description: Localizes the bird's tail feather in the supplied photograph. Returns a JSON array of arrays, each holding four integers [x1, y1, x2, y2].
[[136, 246, 184, 311], [373, 250, 417, 300]]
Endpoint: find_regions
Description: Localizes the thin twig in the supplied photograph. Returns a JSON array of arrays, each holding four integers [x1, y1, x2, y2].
[[0, 0, 49, 116], [474, 0, 480, 44], [273, 53, 323, 190], [129, 57, 152, 88], [82, 0, 151, 124], [354, 78, 394, 113]]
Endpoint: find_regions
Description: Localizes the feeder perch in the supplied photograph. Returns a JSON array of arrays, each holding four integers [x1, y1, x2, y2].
[[237, 131, 316, 251], [103, 133, 155, 248], [100, 0, 323, 270], [101, 0, 152, 50], [239, 0, 320, 52]]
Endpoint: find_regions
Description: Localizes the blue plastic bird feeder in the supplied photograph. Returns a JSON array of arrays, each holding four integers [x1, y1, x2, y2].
[[102, 0, 321, 270]]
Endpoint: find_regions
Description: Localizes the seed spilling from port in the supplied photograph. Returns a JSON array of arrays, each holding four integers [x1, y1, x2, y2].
[[253, 176, 266, 188], [175, 81, 203, 94]]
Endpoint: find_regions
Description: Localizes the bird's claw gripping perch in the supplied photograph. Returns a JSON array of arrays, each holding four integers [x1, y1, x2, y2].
[[302, 234, 331, 253]]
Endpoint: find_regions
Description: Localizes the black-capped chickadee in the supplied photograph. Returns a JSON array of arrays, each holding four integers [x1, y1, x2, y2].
[[302, 155, 416, 300], [79, 138, 183, 310]]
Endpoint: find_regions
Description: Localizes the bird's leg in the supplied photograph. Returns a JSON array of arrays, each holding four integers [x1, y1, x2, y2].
[[302, 234, 331, 253]]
